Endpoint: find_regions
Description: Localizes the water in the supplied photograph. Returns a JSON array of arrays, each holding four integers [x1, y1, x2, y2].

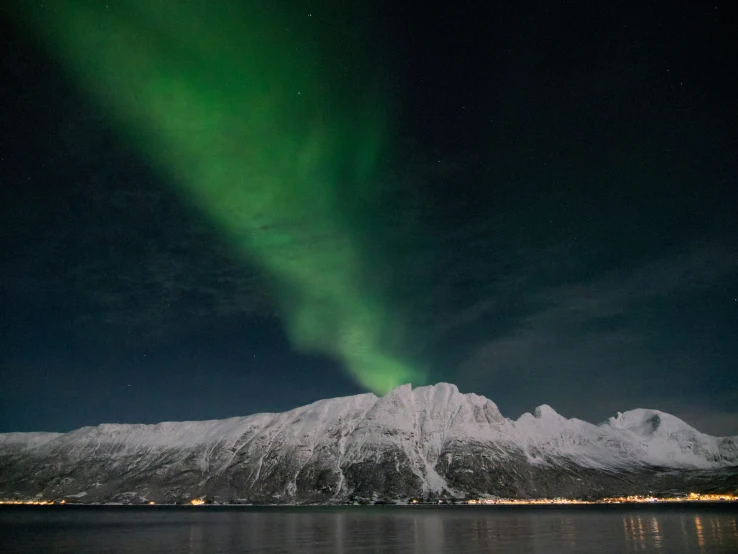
[[1, 505, 737, 553]]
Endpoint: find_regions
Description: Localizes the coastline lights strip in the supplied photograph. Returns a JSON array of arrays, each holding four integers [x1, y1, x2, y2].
[[1, 493, 736, 506]]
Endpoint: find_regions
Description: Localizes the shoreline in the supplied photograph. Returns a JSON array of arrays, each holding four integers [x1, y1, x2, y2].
[[1, 499, 737, 508]]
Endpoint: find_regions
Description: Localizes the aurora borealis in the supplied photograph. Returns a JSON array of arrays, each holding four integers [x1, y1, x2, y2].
[[1, 1, 736, 436], [11, 1, 423, 393]]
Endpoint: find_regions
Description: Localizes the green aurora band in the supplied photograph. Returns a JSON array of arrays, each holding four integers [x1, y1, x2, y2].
[[14, 1, 425, 393]]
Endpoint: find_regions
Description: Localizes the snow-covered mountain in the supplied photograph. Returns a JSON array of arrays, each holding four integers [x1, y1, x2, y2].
[[1, 383, 736, 504]]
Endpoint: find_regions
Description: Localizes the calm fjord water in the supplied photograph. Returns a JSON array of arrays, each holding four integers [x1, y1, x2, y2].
[[1, 505, 736, 553]]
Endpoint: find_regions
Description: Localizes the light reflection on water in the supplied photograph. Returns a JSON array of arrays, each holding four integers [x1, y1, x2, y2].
[[0, 505, 736, 553], [695, 515, 705, 552]]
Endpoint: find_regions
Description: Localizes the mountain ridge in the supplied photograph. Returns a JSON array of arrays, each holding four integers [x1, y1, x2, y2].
[[1, 383, 736, 504]]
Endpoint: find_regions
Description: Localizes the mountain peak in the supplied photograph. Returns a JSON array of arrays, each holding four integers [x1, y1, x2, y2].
[[533, 404, 560, 419], [384, 382, 460, 396], [606, 408, 699, 437]]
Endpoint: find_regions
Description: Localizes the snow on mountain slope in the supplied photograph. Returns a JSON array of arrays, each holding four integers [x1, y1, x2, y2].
[[602, 409, 738, 467], [1, 383, 736, 504]]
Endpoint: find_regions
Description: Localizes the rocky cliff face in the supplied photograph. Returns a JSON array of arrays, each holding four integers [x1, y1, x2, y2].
[[1, 383, 736, 504]]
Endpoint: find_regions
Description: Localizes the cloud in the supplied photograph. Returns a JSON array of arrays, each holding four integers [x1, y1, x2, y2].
[[445, 239, 738, 433], [455, 239, 737, 348], [2, 172, 277, 338]]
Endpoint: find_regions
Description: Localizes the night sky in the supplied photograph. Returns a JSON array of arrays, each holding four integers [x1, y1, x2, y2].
[[1, 1, 736, 435]]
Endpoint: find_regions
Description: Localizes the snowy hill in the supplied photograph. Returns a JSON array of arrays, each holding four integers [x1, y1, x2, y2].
[[1, 383, 736, 504]]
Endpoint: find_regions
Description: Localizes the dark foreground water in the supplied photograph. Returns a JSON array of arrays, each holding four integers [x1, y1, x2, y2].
[[1, 504, 737, 553]]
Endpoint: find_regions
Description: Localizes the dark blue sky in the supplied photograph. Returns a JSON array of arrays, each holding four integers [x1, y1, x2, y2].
[[1, 1, 736, 435]]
